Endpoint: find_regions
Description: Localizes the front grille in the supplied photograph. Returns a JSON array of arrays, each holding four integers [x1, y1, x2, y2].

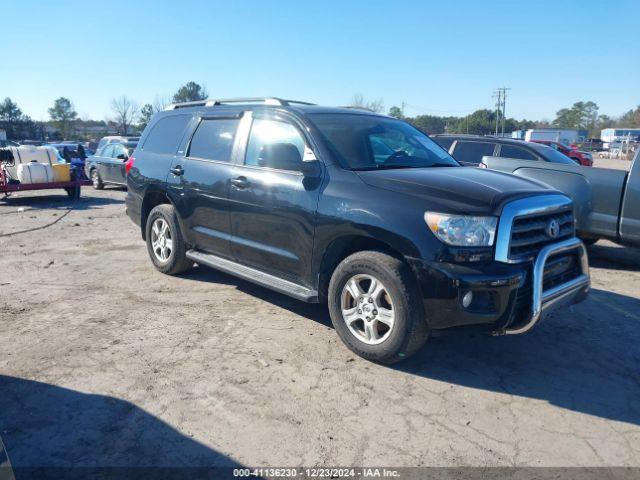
[[508, 251, 581, 328], [543, 253, 581, 291], [509, 209, 575, 261]]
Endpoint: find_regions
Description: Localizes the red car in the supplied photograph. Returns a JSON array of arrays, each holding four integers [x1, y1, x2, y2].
[[530, 140, 593, 166]]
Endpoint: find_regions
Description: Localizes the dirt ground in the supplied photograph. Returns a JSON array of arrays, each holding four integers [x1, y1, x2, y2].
[[0, 162, 639, 469]]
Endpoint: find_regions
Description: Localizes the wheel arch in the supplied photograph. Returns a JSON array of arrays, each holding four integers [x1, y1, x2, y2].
[[140, 189, 174, 240], [317, 234, 411, 303]]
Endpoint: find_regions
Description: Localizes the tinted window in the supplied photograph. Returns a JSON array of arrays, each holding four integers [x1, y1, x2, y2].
[[528, 143, 578, 164], [452, 141, 496, 164], [143, 115, 190, 154], [499, 144, 538, 161], [188, 119, 239, 162], [245, 118, 305, 170], [432, 137, 454, 151], [309, 114, 458, 170]]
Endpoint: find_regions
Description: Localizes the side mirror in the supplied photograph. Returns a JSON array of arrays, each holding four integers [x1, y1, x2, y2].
[[116, 154, 127, 160], [301, 159, 321, 177]]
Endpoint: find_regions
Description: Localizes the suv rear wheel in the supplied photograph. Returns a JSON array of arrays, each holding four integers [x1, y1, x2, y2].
[[145, 204, 193, 275], [328, 251, 429, 364]]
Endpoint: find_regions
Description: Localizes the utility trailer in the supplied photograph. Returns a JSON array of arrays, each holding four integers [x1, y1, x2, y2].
[[0, 147, 91, 200]]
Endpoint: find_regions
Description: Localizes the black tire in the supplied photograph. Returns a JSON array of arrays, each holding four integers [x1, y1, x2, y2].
[[145, 204, 193, 275], [328, 251, 430, 364], [90, 168, 104, 190]]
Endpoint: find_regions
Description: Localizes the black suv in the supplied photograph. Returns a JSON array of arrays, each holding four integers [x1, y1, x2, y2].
[[432, 134, 580, 166], [126, 98, 590, 363]]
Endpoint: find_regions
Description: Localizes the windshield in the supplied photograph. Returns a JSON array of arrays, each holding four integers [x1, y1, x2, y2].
[[529, 142, 578, 165], [308, 113, 459, 170]]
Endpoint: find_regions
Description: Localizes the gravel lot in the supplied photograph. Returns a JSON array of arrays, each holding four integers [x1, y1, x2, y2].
[[1, 159, 639, 469]]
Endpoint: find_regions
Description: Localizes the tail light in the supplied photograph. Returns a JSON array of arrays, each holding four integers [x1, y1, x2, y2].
[[125, 156, 135, 175]]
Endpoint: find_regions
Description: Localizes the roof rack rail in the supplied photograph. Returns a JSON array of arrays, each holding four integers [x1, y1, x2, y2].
[[165, 97, 315, 110]]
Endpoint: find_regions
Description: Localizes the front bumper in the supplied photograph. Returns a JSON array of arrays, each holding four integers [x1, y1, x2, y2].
[[408, 237, 590, 333], [496, 237, 589, 334]]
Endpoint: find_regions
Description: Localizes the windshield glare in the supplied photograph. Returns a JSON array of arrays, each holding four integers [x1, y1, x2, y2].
[[309, 113, 459, 170]]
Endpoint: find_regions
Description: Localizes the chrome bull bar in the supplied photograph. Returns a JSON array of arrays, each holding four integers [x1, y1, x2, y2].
[[500, 237, 590, 335]]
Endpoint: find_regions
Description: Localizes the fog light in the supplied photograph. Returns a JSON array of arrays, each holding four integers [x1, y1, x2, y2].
[[462, 291, 473, 308]]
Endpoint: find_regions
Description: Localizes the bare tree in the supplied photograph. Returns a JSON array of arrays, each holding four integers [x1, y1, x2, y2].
[[110, 96, 140, 135], [350, 93, 384, 113], [152, 95, 170, 113]]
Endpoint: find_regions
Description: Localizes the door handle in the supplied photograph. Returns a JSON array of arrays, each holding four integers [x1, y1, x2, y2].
[[231, 176, 250, 189], [170, 165, 184, 176]]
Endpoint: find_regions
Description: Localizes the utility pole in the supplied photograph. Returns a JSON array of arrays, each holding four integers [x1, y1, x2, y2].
[[500, 87, 511, 136], [401, 101, 406, 118], [493, 89, 501, 135], [493, 87, 511, 136]]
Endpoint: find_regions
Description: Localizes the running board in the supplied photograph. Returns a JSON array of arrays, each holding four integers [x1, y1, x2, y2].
[[186, 249, 319, 302]]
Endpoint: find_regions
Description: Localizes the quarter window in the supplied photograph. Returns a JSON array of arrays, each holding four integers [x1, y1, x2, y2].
[[499, 144, 537, 161], [452, 141, 497, 164], [432, 137, 454, 151], [142, 115, 191, 154], [245, 118, 305, 171], [188, 119, 239, 162]]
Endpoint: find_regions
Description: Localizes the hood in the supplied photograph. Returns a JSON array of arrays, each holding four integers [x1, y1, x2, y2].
[[356, 166, 558, 215]]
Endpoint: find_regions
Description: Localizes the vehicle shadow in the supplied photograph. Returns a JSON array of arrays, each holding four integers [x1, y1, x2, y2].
[[587, 242, 640, 271], [0, 376, 254, 479], [177, 265, 331, 326], [0, 194, 123, 211], [396, 287, 640, 426], [176, 258, 639, 426]]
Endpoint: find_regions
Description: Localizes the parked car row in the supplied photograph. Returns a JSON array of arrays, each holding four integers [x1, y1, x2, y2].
[[432, 134, 591, 166]]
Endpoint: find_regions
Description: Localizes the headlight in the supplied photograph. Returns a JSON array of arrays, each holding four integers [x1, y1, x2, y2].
[[425, 212, 497, 247]]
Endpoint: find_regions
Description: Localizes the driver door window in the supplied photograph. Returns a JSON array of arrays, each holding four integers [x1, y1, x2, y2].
[[245, 118, 305, 171], [112, 145, 128, 159], [101, 145, 115, 158]]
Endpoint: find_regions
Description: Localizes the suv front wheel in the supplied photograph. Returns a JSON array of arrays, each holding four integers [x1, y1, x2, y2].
[[328, 251, 429, 364], [145, 204, 193, 275]]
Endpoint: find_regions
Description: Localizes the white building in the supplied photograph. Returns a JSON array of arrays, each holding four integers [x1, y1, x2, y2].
[[524, 128, 587, 145], [600, 128, 640, 143]]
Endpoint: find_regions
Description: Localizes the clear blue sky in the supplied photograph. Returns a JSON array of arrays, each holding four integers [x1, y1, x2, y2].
[[3, 0, 639, 121]]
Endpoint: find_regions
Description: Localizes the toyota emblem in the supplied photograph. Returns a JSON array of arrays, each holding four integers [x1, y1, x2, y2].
[[546, 218, 561, 238]]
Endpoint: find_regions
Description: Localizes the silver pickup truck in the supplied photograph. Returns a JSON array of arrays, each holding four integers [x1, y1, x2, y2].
[[482, 150, 640, 247]]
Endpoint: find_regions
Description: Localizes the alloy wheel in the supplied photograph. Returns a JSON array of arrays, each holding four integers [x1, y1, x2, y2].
[[151, 218, 173, 262], [340, 274, 395, 345]]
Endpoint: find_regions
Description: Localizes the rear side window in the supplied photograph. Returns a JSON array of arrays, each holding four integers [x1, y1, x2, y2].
[[499, 144, 537, 161], [188, 119, 239, 162], [432, 137, 454, 151], [452, 141, 497, 164], [142, 115, 190, 154]]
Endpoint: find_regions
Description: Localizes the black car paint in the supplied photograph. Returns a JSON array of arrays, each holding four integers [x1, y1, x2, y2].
[[126, 105, 560, 330]]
